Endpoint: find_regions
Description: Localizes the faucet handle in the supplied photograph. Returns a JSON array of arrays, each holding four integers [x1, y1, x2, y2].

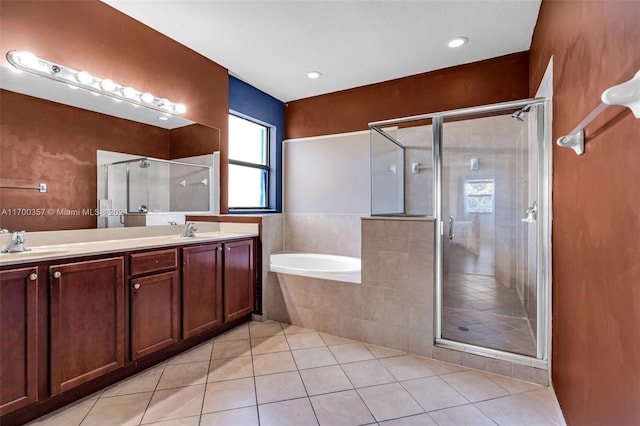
[[0, 229, 9, 234]]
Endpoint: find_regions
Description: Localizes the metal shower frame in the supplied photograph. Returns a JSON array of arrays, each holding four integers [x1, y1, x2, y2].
[[369, 97, 551, 365]]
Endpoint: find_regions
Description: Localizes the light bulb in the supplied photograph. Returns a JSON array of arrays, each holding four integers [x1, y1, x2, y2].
[[307, 71, 322, 79], [100, 79, 116, 92], [174, 104, 187, 114], [16, 51, 38, 68], [141, 92, 154, 104], [122, 87, 137, 99], [76, 71, 93, 85]]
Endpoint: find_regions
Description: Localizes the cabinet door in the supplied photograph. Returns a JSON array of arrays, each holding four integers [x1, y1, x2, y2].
[[182, 244, 223, 338], [223, 239, 255, 322], [0, 267, 38, 415], [49, 257, 124, 395], [131, 271, 180, 360]]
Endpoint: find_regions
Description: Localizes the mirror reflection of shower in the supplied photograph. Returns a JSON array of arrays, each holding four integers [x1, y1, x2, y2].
[[97, 151, 220, 228]]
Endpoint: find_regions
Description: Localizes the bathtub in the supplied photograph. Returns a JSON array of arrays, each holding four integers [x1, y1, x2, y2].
[[270, 253, 361, 284]]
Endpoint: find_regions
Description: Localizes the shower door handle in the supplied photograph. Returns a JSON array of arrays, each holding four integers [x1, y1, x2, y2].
[[448, 216, 454, 240]]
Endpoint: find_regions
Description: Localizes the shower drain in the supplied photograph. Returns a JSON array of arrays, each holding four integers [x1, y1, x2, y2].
[[458, 326, 470, 332]]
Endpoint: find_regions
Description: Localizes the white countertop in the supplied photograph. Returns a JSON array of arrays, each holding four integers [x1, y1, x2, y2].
[[0, 222, 258, 266]]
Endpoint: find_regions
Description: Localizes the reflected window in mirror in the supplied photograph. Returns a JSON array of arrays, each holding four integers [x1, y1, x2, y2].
[[228, 114, 271, 209]]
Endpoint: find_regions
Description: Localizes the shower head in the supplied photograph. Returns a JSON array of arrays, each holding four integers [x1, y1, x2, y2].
[[139, 159, 151, 168], [511, 110, 526, 121], [511, 104, 533, 121]]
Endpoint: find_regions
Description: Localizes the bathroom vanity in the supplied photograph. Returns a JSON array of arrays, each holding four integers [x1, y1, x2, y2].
[[0, 223, 258, 425]]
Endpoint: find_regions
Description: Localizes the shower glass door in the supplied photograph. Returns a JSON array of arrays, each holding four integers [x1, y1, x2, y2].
[[439, 105, 545, 358]]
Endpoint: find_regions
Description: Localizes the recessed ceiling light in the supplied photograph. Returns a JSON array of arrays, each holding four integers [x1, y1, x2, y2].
[[158, 116, 169, 121], [448, 37, 469, 48], [307, 71, 322, 79]]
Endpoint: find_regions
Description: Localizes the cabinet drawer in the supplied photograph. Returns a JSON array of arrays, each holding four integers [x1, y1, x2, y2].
[[130, 249, 178, 276]]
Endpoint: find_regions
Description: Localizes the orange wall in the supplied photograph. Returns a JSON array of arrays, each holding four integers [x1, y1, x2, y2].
[[0, 0, 229, 229], [170, 124, 221, 160], [530, 1, 640, 425], [285, 52, 529, 139]]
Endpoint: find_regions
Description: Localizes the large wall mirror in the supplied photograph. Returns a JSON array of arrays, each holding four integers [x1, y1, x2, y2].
[[0, 60, 221, 232]]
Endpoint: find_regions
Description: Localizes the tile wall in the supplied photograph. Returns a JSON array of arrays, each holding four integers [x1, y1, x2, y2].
[[267, 217, 434, 358]]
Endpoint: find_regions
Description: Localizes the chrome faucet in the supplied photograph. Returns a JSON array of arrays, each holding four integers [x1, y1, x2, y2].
[[2, 230, 31, 253], [182, 222, 197, 238]]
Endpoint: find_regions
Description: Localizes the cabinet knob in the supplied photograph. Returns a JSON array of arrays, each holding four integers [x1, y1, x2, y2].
[[29, 273, 37, 281], [133, 283, 141, 290], [53, 271, 61, 278], [217, 247, 223, 251], [226, 247, 231, 252], [155, 260, 159, 264]]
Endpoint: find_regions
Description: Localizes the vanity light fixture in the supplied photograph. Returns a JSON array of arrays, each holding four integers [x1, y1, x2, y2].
[[307, 71, 322, 79], [447, 37, 469, 48], [6, 50, 187, 116]]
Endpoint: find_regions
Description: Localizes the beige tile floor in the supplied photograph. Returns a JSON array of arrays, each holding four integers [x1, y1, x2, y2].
[[29, 320, 563, 426], [443, 273, 537, 356]]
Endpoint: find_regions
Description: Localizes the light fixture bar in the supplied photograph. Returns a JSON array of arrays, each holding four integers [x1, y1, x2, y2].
[[6, 50, 186, 116]]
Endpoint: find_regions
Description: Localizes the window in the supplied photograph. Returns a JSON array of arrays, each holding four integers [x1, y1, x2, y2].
[[228, 114, 270, 209], [465, 179, 494, 213]]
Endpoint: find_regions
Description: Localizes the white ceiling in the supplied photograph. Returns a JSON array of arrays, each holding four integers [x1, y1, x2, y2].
[[102, 0, 541, 102]]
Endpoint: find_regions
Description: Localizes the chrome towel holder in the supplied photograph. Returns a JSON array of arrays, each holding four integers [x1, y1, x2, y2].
[[557, 69, 640, 155]]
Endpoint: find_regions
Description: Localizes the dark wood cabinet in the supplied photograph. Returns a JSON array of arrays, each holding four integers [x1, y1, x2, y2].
[[182, 244, 223, 338], [130, 271, 180, 360], [1, 235, 258, 424], [223, 239, 255, 322], [0, 267, 39, 415], [130, 248, 178, 276], [49, 257, 124, 396]]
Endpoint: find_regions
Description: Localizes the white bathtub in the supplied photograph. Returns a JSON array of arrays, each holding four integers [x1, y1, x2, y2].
[[270, 253, 361, 284]]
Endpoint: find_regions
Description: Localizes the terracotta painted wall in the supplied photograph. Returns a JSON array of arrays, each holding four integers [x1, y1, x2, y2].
[[0, 0, 229, 230], [285, 52, 529, 139], [530, 1, 640, 425], [170, 124, 221, 160]]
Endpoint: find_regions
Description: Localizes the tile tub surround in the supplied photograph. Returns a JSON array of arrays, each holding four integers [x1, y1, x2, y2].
[[268, 217, 435, 357], [283, 213, 362, 258], [28, 320, 565, 426]]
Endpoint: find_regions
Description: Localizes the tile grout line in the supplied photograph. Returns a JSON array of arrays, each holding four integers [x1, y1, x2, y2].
[[333, 345, 380, 424], [282, 323, 322, 426], [196, 338, 217, 426], [248, 322, 261, 426]]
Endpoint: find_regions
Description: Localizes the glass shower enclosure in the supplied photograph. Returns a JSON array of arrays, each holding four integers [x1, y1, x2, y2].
[[369, 98, 550, 361]]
